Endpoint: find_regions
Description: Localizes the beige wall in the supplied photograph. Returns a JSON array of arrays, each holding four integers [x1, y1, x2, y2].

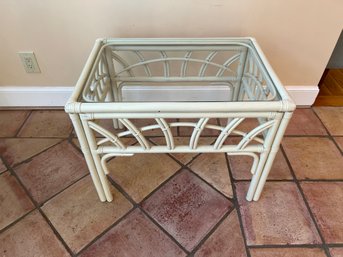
[[0, 0, 342, 86]]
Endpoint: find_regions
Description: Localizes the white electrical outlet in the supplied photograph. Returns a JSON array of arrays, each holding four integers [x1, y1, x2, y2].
[[18, 52, 41, 73]]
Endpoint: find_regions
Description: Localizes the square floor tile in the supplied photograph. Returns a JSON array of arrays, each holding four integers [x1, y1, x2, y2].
[[0, 171, 34, 230], [17, 110, 72, 137], [150, 137, 215, 165], [236, 182, 321, 245], [0, 211, 70, 257], [334, 137, 343, 152], [0, 138, 61, 166], [0, 159, 6, 173], [194, 210, 247, 257], [313, 107, 343, 136], [42, 176, 132, 254], [108, 153, 180, 202], [142, 170, 232, 251], [301, 182, 343, 243], [80, 208, 186, 257], [282, 137, 343, 180], [228, 150, 292, 180], [0, 110, 30, 137], [250, 248, 327, 257], [15, 141, 87, 203], [188, 153, 233, 198], [330, 248, 343, 257], [179, 118, 220, 136], [285, 108, 327, 135]]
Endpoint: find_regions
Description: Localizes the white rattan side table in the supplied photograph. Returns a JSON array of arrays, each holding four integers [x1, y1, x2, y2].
[[65, 38, 295, 202]]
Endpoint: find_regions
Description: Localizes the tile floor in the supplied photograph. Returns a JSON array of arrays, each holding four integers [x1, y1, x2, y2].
[[0, 108, 342, 257]]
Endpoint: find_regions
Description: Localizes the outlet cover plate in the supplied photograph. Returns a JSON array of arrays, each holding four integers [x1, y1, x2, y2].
[[18, 52, 41, 73]]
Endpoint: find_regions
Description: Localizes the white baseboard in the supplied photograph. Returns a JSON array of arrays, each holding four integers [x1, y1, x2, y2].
[[284, 86, 319, 107], [0, 85, 319, 107]]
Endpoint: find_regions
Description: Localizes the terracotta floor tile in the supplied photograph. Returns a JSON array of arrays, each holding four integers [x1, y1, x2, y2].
[[0, 211, 70, 257], [285, 109, 327, 135], [188, 153, 233, 198], [228, 150, 292, 180], [15, 141, 87, 203], [250, 248, 326, 257], [282, 137, 343, 180], [334, 137, 343, 152], [150, 137, 215, 165], [0, 171, 34, 230], [330, 248, 343, 257], [179, 118, 220, 136], [0, 138, 61, 166], [42, 176, 132, 254], [71, 137, 135, 150], [0, 159, 6, 173], [301, 182, 343, 243], [142, 170, 232, 251], [219, 118, 259, 133], [0, 110, 30, 137], [313, 107, 343, 136], [17, 110, 72, 137], [80, 209, 186, 257], [236, 182, 321, 245], [108, 153, 180, 202], [194, 210, 247, 257]]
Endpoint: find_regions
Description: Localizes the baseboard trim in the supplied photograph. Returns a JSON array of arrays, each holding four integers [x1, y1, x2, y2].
[[0, 85, 319, 107], [284, 85, 319, 107]]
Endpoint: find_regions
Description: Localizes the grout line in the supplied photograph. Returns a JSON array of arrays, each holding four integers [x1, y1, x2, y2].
[[14, 110, 32, 137], [248, 244, 327, 249], [280, 144, 333, 257], [327, 243, 343, 247], [139, 207, 190, 255], [284, 134, 331, 138], [0, 136, 70, 139], [105, 148, 234, 255], [136, 165, 185, 204], [0, 155, 75, 256], [75, 207, 137, 256], [224, 153, 252, 257], [38, 173, 90, 207], [106, 173, 190, 255], [148, 137, 234, 202], [10, 139, 65, 169], [312, 108, 343, 155], [188, 207, 235, 255], [185, 165, 234, 203], [0, 205, 36, 234]]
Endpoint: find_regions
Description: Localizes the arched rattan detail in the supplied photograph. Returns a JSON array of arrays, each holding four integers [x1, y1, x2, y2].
[[88, 121, 126, 149], [155, 118, 175, 150], [112, 52, 134, 77], [113, 57, 238, 77], [199, 51, 218, 77], [216, 53, 241, 76], [180, 51, 192, 77], [160, 51, 170, 77], [237, 120, 275, 150], [134, 51, 152, 77], [189, 118, 210, 149], [82, 54, 111, 102], [214, 118, 245, 149], [118, 118, 150, 150]]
